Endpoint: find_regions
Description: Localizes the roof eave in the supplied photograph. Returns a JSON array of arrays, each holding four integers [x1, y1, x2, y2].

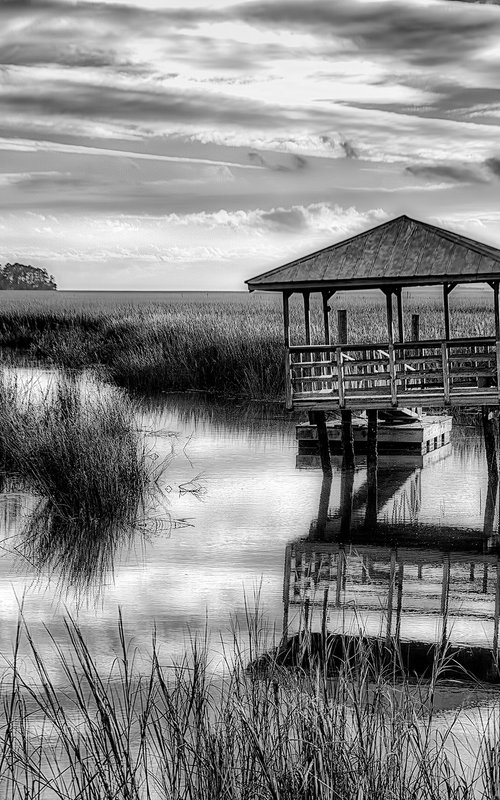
[[246, 273, 500, 293]]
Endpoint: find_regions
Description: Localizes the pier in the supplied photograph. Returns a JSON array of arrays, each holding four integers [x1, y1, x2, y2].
[[246, 214, 500, 471]]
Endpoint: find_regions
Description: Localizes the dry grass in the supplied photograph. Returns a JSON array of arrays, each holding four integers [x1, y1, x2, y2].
[[0, 290, 494, 400]]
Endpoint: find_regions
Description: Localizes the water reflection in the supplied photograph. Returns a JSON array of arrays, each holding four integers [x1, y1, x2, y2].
[[282, 455, 500, 681]]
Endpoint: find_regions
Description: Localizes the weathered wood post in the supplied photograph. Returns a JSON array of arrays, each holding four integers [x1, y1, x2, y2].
[[338, 309, 355, 469]]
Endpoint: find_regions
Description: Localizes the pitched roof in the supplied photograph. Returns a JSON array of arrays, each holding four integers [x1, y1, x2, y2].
[[245, 215, 500, 292]]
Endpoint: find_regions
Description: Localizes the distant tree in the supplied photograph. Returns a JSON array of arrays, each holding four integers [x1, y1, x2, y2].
[[0, 263, 57, 290]]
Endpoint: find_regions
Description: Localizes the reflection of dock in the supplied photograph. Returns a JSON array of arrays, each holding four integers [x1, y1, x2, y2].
[[280, 456, 500, 680]]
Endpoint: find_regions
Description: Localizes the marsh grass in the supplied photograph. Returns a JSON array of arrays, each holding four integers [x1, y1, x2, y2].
[[0, 609, 494, 799], [0, 292, 495, 401], [0, 373, 164, 527]]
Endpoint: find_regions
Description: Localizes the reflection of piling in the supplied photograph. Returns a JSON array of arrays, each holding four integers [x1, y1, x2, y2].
[[386, 549, 396, 645], [315, 473, 333, 540], [309, 410, 332, 476], [340, 468, 354, 538], [365, 410, 378, 527]]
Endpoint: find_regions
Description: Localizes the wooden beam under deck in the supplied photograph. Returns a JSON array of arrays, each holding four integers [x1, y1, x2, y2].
[[292, 391, 500, 411]]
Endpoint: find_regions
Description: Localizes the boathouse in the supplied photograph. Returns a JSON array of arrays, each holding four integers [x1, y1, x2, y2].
[[246, 215, 500, 413]]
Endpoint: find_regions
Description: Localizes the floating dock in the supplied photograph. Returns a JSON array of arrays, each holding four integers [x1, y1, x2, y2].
[[296, 414, 452, 456]]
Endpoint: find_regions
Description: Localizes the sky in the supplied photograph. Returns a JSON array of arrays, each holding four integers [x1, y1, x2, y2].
[[1, 0, 500, 289]]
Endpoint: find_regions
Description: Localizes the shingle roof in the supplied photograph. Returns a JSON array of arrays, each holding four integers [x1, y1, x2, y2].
[[245, 215, 500, 292]]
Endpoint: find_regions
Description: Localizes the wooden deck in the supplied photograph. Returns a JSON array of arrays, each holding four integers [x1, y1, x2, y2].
[[286, 336, 500, 410]]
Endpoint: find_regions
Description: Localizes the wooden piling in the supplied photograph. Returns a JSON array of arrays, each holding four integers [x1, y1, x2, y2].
[[315, 472, 333, 539], [337, 309, 354, 468]]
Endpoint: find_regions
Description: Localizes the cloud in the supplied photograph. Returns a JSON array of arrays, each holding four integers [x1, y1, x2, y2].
[[485, 157, 500, 177], [405, 163, 488, 184], [248, 150, 308, 171], [166, 202, 386, 235], [233, 0, 498, 66]]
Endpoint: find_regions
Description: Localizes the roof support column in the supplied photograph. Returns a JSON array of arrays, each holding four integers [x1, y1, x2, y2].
[[443, 283, 456, 341], [395, 287, 404, 343], [322, 290, 335, 345], [303, 291, 311, 345], [384, 289, 394, 345], [282, 290, 291, 347]]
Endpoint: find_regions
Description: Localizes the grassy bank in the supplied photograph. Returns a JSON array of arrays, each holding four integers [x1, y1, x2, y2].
[[0, 291, 495, 401], [0, 611, 496, 799]]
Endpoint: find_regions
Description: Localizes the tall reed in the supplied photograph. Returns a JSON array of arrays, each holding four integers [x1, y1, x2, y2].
[[0, 610, 494, 799]]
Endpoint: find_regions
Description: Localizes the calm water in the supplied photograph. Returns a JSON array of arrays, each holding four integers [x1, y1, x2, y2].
[[0, 379, 498, 680]]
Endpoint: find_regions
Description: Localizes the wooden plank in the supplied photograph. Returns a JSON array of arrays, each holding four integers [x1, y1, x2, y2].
[[396, 288, 404, 342]]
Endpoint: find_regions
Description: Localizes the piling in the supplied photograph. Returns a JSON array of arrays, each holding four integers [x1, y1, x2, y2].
[[337, 309, 355, 469]]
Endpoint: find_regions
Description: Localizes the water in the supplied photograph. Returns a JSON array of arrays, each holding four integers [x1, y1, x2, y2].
[[0, 381, 497, 681]]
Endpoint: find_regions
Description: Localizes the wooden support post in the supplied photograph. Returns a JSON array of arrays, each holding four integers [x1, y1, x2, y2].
[[483, 562, 489, 594], [385, 290, 394, 344], [322, 291, 333, 345], [337, 309, 347, 344], [309, 410, 332, 476], [303, 291, 311, 345], [335, 548, 345, 607], [365, 409, 378, 527], [441, 341, 450, 405], [283, 291, 293, 410], [283, 291, 291, 347], [321, 587, 329, 642], [411, 313, 420, 343], [341, 410, 355, 470], [396, 288, 404, 343], [443, 284, 451, 341]]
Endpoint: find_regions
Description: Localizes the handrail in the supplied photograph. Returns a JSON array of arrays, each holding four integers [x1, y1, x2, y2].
[[288, 335, 496, 353]]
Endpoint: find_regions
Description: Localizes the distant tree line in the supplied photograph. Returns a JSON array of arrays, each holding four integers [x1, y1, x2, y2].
[[0, 263, 57, 290]]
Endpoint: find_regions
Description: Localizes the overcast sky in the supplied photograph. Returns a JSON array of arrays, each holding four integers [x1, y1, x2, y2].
[[1, 0, 500, 289]]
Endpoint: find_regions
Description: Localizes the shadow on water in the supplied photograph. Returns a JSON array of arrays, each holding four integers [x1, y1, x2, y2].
[[271, 450, 500, 686]]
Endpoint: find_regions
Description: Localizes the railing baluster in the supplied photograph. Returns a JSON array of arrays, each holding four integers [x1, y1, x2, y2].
[[336, 346, 345, 407], [441, 341, 450, 404]]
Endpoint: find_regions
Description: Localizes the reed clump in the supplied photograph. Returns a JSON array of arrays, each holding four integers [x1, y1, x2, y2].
[[0, 373, 162, 526], [0, 611, 494, 799]]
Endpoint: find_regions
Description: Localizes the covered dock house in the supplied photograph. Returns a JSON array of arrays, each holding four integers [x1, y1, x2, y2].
[[246, 214, 500, 413]]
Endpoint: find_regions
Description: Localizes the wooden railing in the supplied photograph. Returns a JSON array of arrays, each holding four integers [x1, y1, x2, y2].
[[286, 337, 499, 409]]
